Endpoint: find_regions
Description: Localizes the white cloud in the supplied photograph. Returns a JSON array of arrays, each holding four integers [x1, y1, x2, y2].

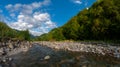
[[10, 13, 15, 17], [30, 30, 43, 36], [5, 0, 57, 36], [9, 12, 56, 36], [5, 4, 13, 9], [14, 4, 22, 9], [5, 0, 50, 14], [33, 12, 50, 22], [72, 0, 82, 4]]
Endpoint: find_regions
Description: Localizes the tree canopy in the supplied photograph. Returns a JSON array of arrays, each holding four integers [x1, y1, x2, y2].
[[0, 22, 30, 41], [37, 0, 120, 41]]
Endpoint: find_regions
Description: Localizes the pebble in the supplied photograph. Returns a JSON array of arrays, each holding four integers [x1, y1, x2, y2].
[[8, 58, 12, 61], [44, 55, 50, 60], [2, 59, 6, 63]]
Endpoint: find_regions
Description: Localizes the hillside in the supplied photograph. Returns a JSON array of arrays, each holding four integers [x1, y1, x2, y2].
[[0, 22, 30, 41], [37, 0, 120, 41]]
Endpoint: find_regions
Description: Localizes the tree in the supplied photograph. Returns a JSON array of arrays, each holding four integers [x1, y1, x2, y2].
[[37, 0, 120, 41]]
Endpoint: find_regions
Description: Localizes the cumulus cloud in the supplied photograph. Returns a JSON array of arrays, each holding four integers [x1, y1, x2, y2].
[[72, 0, 82, 4], [5, 0, 50, 15], [5, 0, 57, 36], [5, 4, 12, 9], [10, 12, 56, 31]]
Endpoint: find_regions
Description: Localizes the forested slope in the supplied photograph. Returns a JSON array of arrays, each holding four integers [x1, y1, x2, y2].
[[33, 0, 120, 41], [0, 22, 30, 40]]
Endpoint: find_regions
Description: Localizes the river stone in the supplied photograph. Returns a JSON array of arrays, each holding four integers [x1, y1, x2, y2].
[[44, 55, 50, 60], [8, 58, 12, 61], [2, 59, 6, 62], [55, 46, 59, 49], [9, 43, 13, 49]]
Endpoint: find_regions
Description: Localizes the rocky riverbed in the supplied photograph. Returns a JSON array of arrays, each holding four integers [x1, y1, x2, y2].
[[0, 41, 120, 67], [0, 40, 32, 67], [37, 41, 120, 58]]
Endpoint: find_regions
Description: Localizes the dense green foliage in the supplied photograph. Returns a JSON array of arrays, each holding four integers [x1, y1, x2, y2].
[[0, 22, 30, 40], [37, 0, 120, 41]]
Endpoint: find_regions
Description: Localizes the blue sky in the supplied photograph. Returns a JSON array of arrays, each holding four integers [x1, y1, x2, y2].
[[0, 0, 96, 36]]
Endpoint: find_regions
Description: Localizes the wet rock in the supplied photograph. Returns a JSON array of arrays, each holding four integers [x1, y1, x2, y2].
[[9, 58, 12, 61], [2, 59, 6, 63], [44, 55, 50, 60]]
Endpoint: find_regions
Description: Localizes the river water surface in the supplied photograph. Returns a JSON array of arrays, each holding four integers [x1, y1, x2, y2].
[[9, 44, 120, 67]]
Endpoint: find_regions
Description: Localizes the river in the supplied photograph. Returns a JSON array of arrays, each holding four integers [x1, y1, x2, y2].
[[8, 44, 120, 67]]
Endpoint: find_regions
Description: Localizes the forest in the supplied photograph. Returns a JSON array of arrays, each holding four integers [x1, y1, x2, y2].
[[36, 0, 120, 41], [0, 22, 30, 41], [0, 0, 120, 42]]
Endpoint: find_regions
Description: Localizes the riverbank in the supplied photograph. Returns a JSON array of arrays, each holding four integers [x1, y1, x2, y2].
[[0, 41, 120, 67], [0, 40, 32, 67], [35, 41, 120, 58]]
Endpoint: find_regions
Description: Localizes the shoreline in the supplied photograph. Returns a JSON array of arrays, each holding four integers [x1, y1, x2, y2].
[[0, 41, 120, 66], [34, 41, 120, 58], [0, 41, 120, 58]]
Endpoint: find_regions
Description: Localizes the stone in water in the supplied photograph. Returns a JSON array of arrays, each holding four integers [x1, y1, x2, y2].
[[44, 55, 50, 60]]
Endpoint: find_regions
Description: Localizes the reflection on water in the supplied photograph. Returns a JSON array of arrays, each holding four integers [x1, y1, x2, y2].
[[10, 45, 120, 67]]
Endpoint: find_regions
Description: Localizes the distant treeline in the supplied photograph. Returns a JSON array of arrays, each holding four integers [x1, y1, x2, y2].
[[0, 22, 30, 41], [36, 0, 120, 41]]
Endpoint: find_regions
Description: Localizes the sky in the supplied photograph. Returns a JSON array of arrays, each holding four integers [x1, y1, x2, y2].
[[0, 0, 96, 36]]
